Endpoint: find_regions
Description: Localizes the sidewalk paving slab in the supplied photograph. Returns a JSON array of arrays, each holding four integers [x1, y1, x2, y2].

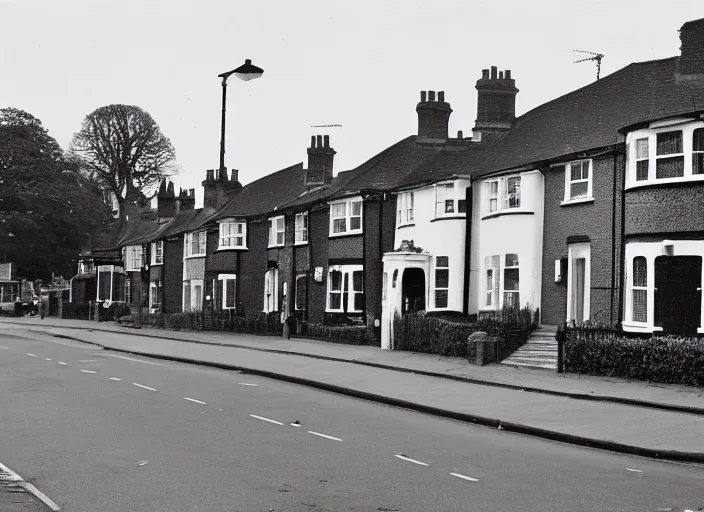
[[3, 318, 704, 463]]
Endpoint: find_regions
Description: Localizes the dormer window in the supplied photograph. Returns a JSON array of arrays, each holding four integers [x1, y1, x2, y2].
[[626, 121, 704, 188]]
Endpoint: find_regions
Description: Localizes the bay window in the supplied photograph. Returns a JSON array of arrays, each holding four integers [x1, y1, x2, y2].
[[326, 265, 364, 313], [182, 279, 203, 312], [219, 221, 246, 249], [504, 177, 521, 209], [329, 198, 363, 236], [268, 216, 285, 247], [484, 176, 521, 215]]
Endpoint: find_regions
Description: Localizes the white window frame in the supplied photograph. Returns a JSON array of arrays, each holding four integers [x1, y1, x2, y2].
[[626, 120, 704, 188], [329, 198, 363, 236], [566, 244, 590, 323], [326, 264, 364, 313], [218, 220, 247, 250], [562, 159, 593, 204], [151, 241, 163, 265], [294, 274, 307, 310], [435, 183, 456, 217], [268, 216, 285, 248], [484, 255, 500, 309], [149, 280, 162, 313], [396, 191, 415, 226], [263, 268, 279, 313], [434, 256, 449, 309], [191, 279, 203, 311], [483, 175, 522, 215], [630, 257, 648, 324], [218, 273, 237, 310], [295, 212, 308, 245], [503, 253, 520, 309], [184, 231, 207, 258], [122, 245, 143, 271]]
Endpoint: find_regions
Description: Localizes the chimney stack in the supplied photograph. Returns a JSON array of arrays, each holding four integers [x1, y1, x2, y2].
[[678, 18, 704, 80], [306, 134, 336, 187], [202, 167, 243, 209], [416, 89, 452, 141], [157, 179, 177, 223], [473, 65, 519, 143], [177, 187, 196, 212]]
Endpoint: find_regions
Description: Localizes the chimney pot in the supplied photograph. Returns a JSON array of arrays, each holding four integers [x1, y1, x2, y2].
[[310, 135, 316, 148], [499, 71, 504, 79], [324, 134, 330, 148], [189, 188, 195, 197], [428, 90, 436, 101], [458, 130, 463, 139], [420, 90, 427, 102], [316, 135, 323, 148], [505, 70, 512, 80], [491, 66, 498, 79], [482, 69, 490, 79], [438, 91, 445, 102]]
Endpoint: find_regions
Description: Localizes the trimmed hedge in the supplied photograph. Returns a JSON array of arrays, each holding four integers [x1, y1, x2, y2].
[[139, 310, 283, 336], [393, 315, 479, 358], [564, 333, 704, 387], [300, 322, 376, 346]]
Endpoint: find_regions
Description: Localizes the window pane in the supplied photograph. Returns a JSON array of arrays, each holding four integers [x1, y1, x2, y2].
[[225, 279, 236, 308], [330, 270, 342, 291], [656, 156, 684, 178], [581, 161, 589, 179], [570, 163, 582, 181], [505, 253, 519, 267], [489, 198, 498, 212], [503, 292, 520, 308], [694, 154, 704, 175], [636, 138, 649, 159], [354, 292, 365, 312], [435, 269, 449, 288], [458, 199, 467, 213], [351, 201, 362, 215], [656, 131, 683, 155], [694, 128, 704, 152], [570, 181, 588, 199], [330, 292, 341, 310], [435, 290, 448, 308], [633, 257, 647, 287], [489, 181, 498, 195], [504, 268, 519, 290], [350, 217, 361, 230], [295, 275, 307, 310], [276, 217, 284, 230], [444, 200, 454, 213], [636, 160, 649, 181], [633, 289, 647, 322], [333, 218, 346, 233], [332, 203, 346, 217], [352, 271, 363, 292], [486, 269, 493, 290], [436, 256, 449, 267]]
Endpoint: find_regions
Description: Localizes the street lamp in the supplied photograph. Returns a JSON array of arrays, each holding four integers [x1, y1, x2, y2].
[[217, 59, 264, 172]]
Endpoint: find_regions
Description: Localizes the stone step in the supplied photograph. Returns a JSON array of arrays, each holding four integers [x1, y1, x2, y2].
[[511, 349, 557, 355], [508, 354, 557, 361], [501, 360, 557, 370]]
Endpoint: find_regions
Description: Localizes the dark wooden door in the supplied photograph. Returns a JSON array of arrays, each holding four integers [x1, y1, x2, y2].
[[654, 256, 702, 335]]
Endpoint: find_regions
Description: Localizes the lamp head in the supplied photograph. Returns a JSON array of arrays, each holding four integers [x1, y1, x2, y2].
[[218, 59, 264, 82]]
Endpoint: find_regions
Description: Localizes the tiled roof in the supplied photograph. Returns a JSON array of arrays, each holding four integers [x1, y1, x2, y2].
[[210, 163, 307, 219], [157, 207, 216, 239], [396, 144, 487, 189], [477, 57, 704, 175]]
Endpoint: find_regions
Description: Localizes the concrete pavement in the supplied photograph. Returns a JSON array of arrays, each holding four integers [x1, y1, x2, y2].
[[2, 316, 704, 463], [2, 328, 704, 512]]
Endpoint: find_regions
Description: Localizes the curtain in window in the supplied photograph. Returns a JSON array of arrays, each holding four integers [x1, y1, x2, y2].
[[350, 202, 362, 230], [655, 132, 684, 178], [352, 270, 364, 311], [329, 270, 342, 309], [693, 128, 704, 175], [332, 204, 346, 233], [656, 131, 683, 155], [632, 257, 647, 322]]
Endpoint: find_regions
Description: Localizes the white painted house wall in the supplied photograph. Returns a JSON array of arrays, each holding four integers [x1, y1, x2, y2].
[[392, 178, 470, 312], [470, 170, 544, 315]]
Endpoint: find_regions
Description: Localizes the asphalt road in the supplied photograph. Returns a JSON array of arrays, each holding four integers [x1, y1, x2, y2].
[[0, 325, 703, 512]]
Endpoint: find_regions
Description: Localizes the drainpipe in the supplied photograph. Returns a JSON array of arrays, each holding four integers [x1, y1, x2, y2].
[[462, 185, 472, 315], [617, 151, 627, 327], [610, 153, 617, 325]]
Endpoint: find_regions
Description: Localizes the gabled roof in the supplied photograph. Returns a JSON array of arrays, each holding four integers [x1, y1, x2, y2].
[[477, 57, 704, 175], [396, 144, 487, 189], [210, 163, 307, 220]]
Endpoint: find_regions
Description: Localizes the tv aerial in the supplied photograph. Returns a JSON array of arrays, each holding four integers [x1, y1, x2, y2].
[[574, 50, 604, 80]]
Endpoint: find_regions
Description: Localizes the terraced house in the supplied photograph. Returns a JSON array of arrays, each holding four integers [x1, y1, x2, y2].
[[72, 17, 704, 346]]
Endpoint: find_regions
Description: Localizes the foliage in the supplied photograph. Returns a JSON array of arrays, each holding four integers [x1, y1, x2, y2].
[[0, 108, 112, 279], [69, 104, 177, 220], [300, 322, 376, 346], [140, 310, 283, 335], [563, 327, 704, 387]]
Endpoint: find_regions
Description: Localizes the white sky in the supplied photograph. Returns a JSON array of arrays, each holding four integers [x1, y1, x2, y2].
[[1, 0, 701, 207]]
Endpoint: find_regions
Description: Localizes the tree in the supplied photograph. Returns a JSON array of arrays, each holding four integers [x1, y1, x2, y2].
[[69, 104, 177, 221], [0, 108, 112, 280]]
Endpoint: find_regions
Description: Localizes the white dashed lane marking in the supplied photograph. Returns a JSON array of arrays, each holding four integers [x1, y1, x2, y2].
[[394, 454, 428, 466], [249, 414, 284, 426], [27, 353, 37, 357], [450, 472, 479, 482], [58, 361, 67, 365], [132, 383, 156, 391], [78, 359, 101, 363], [109, 377, 122, 381], [308, 431, 342, 442], [626, 468, 643, 473], [184, 397, 207, 405], [45, 358, 52, 361], [96, 353, 162, 365], [80, 370, 96, 374], [239, 382, 259, 387]]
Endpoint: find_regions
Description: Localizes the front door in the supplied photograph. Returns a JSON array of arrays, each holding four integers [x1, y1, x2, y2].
[[572, 258, 585, 322], [654, 256, 702, 335], [402, 268, 426, 314], [567, 243, 590, 323]]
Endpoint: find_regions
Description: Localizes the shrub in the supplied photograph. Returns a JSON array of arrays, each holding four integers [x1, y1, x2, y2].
[[393, 314, 480, 358], [300, 322, 376, 346], [564, 331, 704, 387]]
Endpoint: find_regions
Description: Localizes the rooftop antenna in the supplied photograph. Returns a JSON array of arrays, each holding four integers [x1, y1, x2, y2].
[[574, 50, 605, 80], [310, 124, 342, 128]]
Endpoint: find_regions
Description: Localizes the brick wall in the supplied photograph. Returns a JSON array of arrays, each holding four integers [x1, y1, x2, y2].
[[237, 219, 268, 316], [625, 183, 704, 236], [308, 208, 330, 323], [541, 154, 623, 326], [163, 237, 184, 313]]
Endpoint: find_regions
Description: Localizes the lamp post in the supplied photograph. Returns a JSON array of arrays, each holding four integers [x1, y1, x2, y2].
[[217, 59, 264, 172]]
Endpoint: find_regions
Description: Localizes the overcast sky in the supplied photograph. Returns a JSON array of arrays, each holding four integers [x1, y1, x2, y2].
[[1, 0, 701, 206]]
